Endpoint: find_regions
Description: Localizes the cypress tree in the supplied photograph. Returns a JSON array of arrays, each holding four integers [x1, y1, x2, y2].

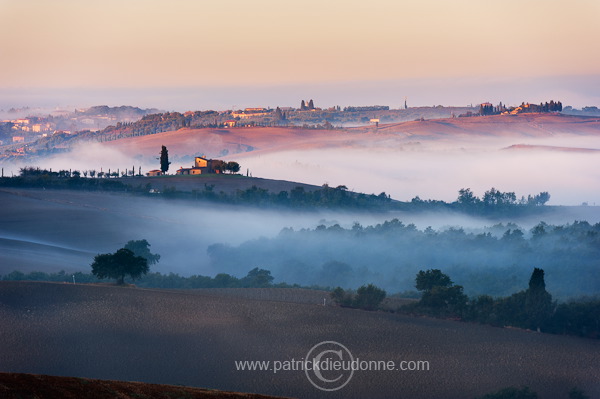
[[160, 145, 171, 174]]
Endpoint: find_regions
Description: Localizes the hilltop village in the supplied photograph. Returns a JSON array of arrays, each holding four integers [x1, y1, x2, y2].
[[0, 98, 585, 162]]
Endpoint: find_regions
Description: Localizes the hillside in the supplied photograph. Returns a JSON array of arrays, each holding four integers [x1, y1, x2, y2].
[[120, 174, 321, 194], [101, 126, 356, 159], [99, 114, 600, 160], [0, 281, 598, 399], [361, 113, 600, 139], [0, 373, 291, 399]]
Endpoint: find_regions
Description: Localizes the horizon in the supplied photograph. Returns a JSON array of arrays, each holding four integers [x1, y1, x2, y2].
[[1, 74, 599, 113]]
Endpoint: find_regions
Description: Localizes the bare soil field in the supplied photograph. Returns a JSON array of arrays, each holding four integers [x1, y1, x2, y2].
[[0, 281, 598, 399], [184, 288, 416, 310], [0, 372, 291, 399], [176, 288, 415, 310]]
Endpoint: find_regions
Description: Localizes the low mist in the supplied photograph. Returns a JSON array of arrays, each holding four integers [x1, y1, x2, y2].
[[236, 134, 600, 206], [2, 118, 600, 301], [1, 186, 599, 301]]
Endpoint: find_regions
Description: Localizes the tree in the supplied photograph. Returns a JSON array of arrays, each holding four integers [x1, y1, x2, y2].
[[457, 188, 479, 207], [91, 248, 149, 285], [353, 284, 386, 310], [160, 145, 170, 174], [416, 269, 452, 292], [124, 239, 160, 265], [226, 161, 241, 174], [524, 268, 553, 331], [211, 159, 227, 174], [213, 273, 239, 288], [415, 269, 467, 315], [330, 287, 353, 306], [527, 192, 550, 206], [242, 267, 274, 287], [528, 267, 546, 291]]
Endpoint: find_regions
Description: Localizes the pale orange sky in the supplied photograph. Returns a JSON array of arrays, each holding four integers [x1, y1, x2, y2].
[[1, 0, 599, 89]]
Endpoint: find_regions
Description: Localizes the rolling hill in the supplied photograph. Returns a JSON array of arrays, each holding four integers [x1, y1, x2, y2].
[[99, 114, 600, 160]]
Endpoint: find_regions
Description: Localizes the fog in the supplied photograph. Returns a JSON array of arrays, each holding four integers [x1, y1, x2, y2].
[[1, 184, 599, 301], [206, 211, 600, 300], [0, 142, 157, 178], [236, 134, 600, 205], [5, 133, 599, 207], [0, 189, 408, 276], [2, 120, 600, 301]]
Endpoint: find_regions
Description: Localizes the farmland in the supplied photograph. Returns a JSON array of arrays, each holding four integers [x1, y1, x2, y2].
[[0, 281, 598, 399]]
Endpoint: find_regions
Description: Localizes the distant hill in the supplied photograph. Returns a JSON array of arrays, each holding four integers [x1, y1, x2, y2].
[[97, 113, 600, 161], [81, 105, 162, 118], [356, 113, 600, 138]]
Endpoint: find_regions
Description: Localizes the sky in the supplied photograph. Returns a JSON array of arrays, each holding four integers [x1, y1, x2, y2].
[[1, 0, 599, 109]]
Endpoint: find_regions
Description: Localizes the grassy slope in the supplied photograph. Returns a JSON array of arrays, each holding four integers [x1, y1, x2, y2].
[[120, 174, 322, 194], [0, 281, 598, 399]]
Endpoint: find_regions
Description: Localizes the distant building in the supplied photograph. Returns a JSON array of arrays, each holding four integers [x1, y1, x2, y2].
[[146, 169, 162, 176], [12, 136, 25, 143], [231, 111, 270, 119], [223, 120, 237, 127], [176, 156, 220, 175]]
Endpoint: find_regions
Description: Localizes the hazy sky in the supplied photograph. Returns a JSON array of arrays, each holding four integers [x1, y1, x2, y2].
[[1, 0, 599, 108]]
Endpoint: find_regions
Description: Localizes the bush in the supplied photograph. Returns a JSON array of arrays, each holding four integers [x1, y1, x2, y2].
[[330, 284, 386, 310], [354, 284, 387, 310]]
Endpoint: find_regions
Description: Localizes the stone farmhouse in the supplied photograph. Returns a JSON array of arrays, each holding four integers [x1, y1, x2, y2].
[[176, 156, 221, 175]]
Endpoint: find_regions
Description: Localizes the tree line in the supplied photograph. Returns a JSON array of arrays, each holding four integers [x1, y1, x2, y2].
[[19, 166, 144, 179], [207, 219, 600, 299], [1, 170, 554, 216], [401, 267, 600, 339], [477, 100, 563, 116], [327, 267, 600, 340]]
